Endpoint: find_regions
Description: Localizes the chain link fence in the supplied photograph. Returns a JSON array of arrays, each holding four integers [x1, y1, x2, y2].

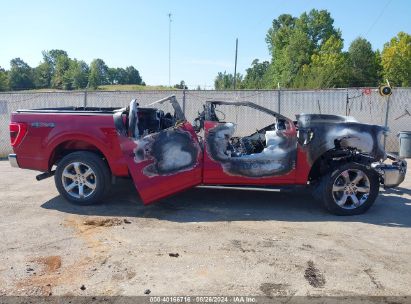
[[1, 88, 410, 157]]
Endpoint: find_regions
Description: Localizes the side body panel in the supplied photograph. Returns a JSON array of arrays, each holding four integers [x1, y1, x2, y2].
[[10, 112, 128, 176], [116, 121, 203, 204], [297, 114, 387, 166]]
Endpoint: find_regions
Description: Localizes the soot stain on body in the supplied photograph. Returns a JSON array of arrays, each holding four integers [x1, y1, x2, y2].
[[133, 128, 200, 177]]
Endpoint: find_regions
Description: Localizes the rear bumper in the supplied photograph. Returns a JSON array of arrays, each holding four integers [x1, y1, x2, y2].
[[8, 154, 19, 168], [372, 154, 407, 188]]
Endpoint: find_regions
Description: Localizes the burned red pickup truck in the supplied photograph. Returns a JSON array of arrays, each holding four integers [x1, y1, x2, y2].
[[9, 95, 406, 215]]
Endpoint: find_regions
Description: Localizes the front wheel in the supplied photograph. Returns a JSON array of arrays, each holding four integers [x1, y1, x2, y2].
[[55, 151, 111, 205], [316, 162, 380, 215]]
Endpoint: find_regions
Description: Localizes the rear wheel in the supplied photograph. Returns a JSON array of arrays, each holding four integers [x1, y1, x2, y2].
[[55, 151, 111, 205], [316, 162, 379, 215]]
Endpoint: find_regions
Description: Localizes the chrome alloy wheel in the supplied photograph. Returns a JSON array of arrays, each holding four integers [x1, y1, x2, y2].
[[61, 162, 97, 199], [332, 169, 370, 209]]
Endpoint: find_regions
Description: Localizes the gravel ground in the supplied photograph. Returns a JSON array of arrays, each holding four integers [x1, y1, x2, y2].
[[0, 160, 410, 297]]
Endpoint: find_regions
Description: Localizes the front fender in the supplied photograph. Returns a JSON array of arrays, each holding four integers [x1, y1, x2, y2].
[[297, 114, 386, 166]]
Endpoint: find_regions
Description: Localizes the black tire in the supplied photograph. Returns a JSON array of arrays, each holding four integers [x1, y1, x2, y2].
[[315, 162, 379, 215], [55, 151, 111, 205]]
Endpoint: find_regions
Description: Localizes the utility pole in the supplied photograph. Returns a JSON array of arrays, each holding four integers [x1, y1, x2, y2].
[[168, 13, 172, 87], [277, 82, 281, 114], [233, 38, 238, 90], [383, 94, 391, 150]]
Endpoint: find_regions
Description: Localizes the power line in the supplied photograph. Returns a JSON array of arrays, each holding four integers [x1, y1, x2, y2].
[[365, 0, 392, 36]]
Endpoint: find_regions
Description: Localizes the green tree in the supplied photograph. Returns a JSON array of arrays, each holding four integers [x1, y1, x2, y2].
[[0, 67, 9, 91], [296, 35, 348, 88], [33, 61, 52, 88], [265, 9, 341, 88], [296, 9, 340, 50], [89, 59, 108, 89], [42, 50, 68, 71], [242, 59, 270, 89], [374, 50, 383, 82], [2, 50, 145, 91], [116, 68, 128, 84], [265, 14, 296, 56], [125, 66, 142, 84], [214, 71, 243, 90], [270, 29, 313, 87], [174, 80, 188, 89], [41, 49, 68, 85], [8, 58, 34, 90], [381, 32, 411, 87], [51, 54, 71, 89], [65, 59, 89, 89], [347, 37, 380, 87], [107, 68, 118, 84], [107, 67, 128, 84]]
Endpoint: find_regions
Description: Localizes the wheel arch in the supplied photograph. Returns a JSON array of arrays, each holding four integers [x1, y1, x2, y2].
[[307, 148, 377, 183], [48, 139, 111, 172]]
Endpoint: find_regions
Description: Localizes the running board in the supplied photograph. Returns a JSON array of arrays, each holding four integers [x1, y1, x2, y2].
[[196, 185, 297, 192]]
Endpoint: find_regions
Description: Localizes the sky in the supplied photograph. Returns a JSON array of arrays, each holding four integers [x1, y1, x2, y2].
[[1, 0, 410, 89]]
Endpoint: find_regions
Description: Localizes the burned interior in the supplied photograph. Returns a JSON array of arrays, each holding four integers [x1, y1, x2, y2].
[[127, 96, 183, 138], [115, 96, 200, 177], [198, 101, 297, 177]]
